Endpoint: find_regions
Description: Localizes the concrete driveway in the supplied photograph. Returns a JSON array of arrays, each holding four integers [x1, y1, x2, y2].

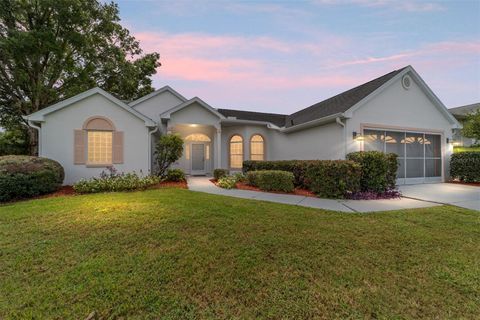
[[399, 183, 480, 211]]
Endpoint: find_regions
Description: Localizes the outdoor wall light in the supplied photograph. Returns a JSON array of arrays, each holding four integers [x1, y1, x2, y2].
[[353, 131, 364, 141]]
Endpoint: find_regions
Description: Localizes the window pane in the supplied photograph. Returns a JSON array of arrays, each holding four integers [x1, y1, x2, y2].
[[397, 158, 405, 179], [385, 131, 405, 156], [426, 159, 442, 177], [230, 135, 243, 168], [425, 134, 441, 158], [364, 129, 384, 152], [406, 159, 424, 178], [405, 132, 424, 157], [250, 135, 264, 161], [87, 131, 112, 164]]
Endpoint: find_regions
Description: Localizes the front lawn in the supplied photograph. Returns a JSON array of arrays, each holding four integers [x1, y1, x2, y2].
[[1, 189, 479, 319]]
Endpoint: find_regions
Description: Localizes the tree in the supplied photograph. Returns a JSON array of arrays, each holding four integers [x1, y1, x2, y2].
[[0, 0, 160, 152], [154, 134, 183, 177], [0, 128, 30, 155], [462, 110, 480, 142]]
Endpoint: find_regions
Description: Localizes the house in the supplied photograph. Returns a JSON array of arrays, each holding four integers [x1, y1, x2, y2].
[[25, 65, 461, 185], [449, 103, 480, 147]]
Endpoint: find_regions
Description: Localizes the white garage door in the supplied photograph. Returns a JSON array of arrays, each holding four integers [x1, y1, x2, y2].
[[363, 129, 442, 185]]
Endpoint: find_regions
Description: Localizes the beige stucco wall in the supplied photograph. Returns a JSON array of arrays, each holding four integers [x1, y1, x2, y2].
[[40, 93, 151, 184], [131, 91, 184, 122]]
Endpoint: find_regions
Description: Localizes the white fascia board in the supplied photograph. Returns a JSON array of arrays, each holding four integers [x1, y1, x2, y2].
[[25, 87, 156, 127], [128, 86, 187, 107], [344, 66, 462, 129], [160, 97, 226, 120], [220, 118, 281, 130], [280, 113, 346, 133]]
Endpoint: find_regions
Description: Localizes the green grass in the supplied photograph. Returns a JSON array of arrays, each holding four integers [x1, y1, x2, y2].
[[454, 146, 480, 153], [1, 189, 479, 319]]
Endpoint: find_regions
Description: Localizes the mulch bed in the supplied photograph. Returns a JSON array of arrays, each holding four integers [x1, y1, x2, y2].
[[447, 181, 480, 187], [2, 180, 189, 204], [152, 180, 188, 189], [210, 179, 317, 197]]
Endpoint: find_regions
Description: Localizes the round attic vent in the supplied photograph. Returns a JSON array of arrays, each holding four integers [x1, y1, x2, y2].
[[402, 75, 411, 90]]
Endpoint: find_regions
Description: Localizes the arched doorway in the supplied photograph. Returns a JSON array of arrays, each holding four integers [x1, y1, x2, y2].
[[184, 133, 212, 175]]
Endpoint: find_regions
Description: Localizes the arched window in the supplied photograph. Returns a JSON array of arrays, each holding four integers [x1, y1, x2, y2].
[[229, 135, 243, 168], [74, 116, 123, 166], [250, 134, 264, 161], [184, 133, 211, 142]]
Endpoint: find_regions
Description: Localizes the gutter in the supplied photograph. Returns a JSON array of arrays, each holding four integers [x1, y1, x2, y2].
[[27, 120, 42, 156], [147, 125, 159, 175], [279, 113, 347, 133]]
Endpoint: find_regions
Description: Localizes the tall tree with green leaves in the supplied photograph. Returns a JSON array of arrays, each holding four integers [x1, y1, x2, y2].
[[462, 110, 480, 142], [0, 0, 160, 152]]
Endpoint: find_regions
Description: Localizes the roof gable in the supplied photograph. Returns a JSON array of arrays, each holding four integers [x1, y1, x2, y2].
[[128, 86, 187, 107], [26, 87, 156, 126], [160, 97, 226, 120], [285, 67, 407, 127]]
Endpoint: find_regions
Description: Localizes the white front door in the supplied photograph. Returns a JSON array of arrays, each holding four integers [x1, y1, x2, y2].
[[191, 143, 206, 175]]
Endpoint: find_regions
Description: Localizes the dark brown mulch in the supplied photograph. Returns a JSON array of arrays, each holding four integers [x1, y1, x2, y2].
[[447, 181, 480, 187], [152, 180, 188, 189], [210, 179, 316, 197]]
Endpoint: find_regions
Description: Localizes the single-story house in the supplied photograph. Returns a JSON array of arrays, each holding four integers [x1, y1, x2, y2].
[[26, 65, 461, 185], [449, 103, 479, 147]]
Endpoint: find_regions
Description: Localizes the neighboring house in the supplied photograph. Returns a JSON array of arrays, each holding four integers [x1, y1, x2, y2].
[[449, 103, 480, 147], [26, 65, 461, 185]]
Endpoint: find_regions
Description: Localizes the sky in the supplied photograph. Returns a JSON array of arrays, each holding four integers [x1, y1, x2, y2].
[[116, 0, 480, 114]]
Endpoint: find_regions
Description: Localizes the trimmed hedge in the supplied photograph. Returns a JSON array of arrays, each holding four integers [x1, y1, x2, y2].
[[165, 168, 185, 182], [305, 161, 361, 198], [246, 170, 294, 192], [346, 151, 398, 193], [450, 152, 480, 182], [213, 168, 229, 180], [0, 156, 64, 202], [243, 160, 314, 187]]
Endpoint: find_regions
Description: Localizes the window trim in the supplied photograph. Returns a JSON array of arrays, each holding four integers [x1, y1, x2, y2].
[[228, 134, 244, 169], [82, 116, 116, 167], [249, 133, 265, 161]]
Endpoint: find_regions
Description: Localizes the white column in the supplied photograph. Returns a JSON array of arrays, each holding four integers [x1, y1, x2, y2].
[[215, 127, 222, 169]]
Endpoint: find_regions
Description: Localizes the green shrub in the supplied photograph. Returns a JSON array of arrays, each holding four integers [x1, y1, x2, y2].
[[243, 160, 314, 187], [165, 168, 185, 182], [73, 169, 161, 194], [217, 175, 238, 189], [347, 151, 398, 192], [155, 134, 184, 177], [450, 152, 480, 182], [247, 170, 294, 192], [305, 160, 361, 198], [213, 168, 229, 180], [0, 156, 64, 202], [0, 129, 30, 156]]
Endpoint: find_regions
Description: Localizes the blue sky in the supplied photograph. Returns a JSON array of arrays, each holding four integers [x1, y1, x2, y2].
[[116, 0, 480, 114]]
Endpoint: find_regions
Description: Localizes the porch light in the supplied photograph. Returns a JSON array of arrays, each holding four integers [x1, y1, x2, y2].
[[353, 131, 364, 141]]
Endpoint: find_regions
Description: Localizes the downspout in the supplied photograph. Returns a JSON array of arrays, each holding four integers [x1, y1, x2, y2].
[[28, 120, 42, 156], [148, 126, 159, 175], [335, 117, 347, 159]]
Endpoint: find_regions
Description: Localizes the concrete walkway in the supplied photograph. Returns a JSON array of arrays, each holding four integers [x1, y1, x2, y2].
[[399, 183, 480, 211], [187, 177, 440, 213]]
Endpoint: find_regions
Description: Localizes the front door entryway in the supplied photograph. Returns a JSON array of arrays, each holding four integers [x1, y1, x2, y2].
[[191, 143, 206, 175]]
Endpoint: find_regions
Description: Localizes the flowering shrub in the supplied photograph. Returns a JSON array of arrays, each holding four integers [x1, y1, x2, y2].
[[217, 175, 238, 189], [346, 189, 402, 200], [73, 167, 161, 194]]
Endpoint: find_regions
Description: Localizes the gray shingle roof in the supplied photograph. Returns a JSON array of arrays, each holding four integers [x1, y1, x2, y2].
[[448, 103, 480, 120], [217, 109, 288, 127], [218, 66, 408, 128]]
